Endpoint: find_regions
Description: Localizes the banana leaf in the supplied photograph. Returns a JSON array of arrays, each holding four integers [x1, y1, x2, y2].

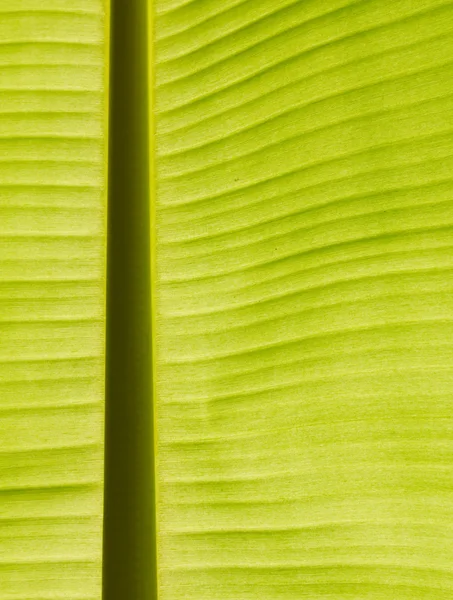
[[152, 1, 453, 598], [0, 1, 108, 597]]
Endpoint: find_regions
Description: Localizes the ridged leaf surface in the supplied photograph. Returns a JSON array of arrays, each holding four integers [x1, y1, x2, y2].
[[152, 1, 453, 598], [0, 1, 108, 598]]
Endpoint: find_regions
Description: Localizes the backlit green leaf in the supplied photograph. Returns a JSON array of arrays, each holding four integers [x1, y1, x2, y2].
[[0, 1, 108, 597], [152, 1, 453, 598]]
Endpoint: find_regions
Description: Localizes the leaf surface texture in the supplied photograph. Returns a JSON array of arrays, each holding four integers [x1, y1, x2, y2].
[[152, 1, 453, 598], [0, 1, 108, 597]]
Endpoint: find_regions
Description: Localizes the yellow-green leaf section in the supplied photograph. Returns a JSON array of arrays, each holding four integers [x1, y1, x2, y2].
[[0, 1, 109, 598], [152, 0, 453, 598]]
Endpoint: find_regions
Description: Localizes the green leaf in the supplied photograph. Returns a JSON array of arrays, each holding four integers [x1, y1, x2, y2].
[[152, 0, 453, 598], [0, 1, 108, 597]]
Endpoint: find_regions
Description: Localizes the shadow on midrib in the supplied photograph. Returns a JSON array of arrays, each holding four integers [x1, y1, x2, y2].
[[103, 0, 156, 598]]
